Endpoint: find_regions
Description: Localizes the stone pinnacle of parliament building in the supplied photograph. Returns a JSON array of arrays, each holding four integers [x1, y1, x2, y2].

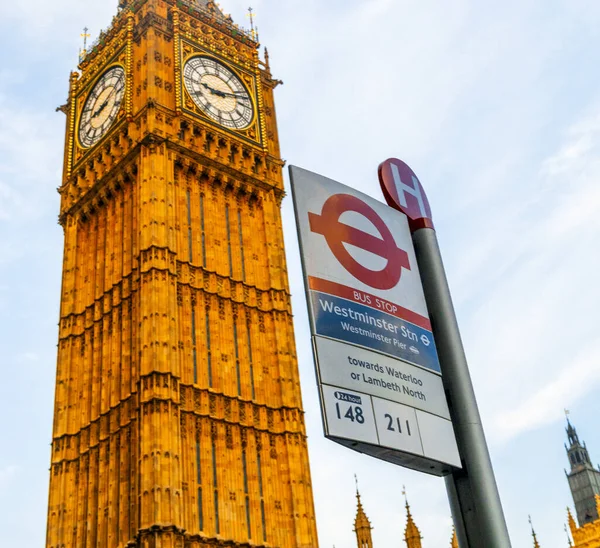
[[46, 0, 318, 547], [529, 516, 541, 548], [351, 486, 457, 548], [404, 498, 422, 548], [353, 485, 373, 548]]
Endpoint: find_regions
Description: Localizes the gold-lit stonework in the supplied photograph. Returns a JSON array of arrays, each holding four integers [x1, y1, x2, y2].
[[353, 488, 373, 548], [569, 499, 600, 548], [350, 488, 458, 548], [46, 1, 318, 547]]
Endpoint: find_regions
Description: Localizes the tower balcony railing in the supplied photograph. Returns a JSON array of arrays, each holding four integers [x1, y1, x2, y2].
[[80, 0, 257, 64], [174, 0, 258, 43]]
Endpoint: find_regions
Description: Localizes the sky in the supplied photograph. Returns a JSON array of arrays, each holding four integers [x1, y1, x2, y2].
[[1, 0, 600, 546]]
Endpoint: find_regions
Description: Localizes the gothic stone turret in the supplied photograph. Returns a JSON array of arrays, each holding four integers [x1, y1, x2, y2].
[[566, 420, 600, 526]]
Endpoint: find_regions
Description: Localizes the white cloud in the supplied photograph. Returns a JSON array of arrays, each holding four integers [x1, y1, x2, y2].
[[452, 100, 600, 446], [494, 346, 600, 441]]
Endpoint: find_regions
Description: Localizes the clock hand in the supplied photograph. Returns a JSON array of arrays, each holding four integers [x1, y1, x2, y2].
[[92, 100, 109, 118], [200, 82, 221, 95], [91, 86, 122, 118], [220, 90, 247, 99], [92, 90, 116, 117], [200, 82, 243, 100], [202, 83, 228, 98]]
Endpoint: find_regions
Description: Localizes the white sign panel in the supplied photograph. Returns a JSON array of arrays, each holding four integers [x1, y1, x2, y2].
[[291, 165, 461, 475], [314, 337, 450, 419]]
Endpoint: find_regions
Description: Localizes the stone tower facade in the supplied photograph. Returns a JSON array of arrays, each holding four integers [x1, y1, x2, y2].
[[566, 420, 600, 527], [46, 1, 319, 547]]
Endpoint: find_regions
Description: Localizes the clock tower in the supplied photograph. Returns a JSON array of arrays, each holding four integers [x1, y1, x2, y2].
[[46, 1, 319, 547]]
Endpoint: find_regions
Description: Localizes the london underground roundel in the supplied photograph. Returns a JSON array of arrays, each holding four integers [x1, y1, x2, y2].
[[308, 193, 411, 290]]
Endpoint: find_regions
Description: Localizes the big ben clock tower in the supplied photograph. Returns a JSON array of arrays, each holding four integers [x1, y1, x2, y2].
[[46, 1, 319, 547]]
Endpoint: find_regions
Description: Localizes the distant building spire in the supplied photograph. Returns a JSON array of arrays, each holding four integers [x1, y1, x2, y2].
[[404, 491, 422, 548], [353, 476, 373, 548], [564, 522, 573, 547], [529, 515, 541, 548]]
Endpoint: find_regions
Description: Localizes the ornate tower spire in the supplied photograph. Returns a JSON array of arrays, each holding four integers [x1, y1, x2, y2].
[[529, 516, 541, 548], [565, 418, 600, 525], [404, 490, 422, 548], [353, 476, 373, 548]]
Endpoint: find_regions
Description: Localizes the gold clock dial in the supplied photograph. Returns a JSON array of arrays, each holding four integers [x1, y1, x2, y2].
[[183, 56, 254, 130], [78, 66, 126, 149]]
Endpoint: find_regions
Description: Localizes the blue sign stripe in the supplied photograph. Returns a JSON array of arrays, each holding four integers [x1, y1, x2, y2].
[[311, 291, 441, 374]]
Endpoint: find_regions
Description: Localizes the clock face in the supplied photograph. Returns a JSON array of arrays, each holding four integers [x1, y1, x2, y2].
[[78, 66, 126, 149], [183, 56, 254, 130]]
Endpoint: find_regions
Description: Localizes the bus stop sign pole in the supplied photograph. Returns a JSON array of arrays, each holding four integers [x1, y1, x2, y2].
[[378, 158, 512, 548]]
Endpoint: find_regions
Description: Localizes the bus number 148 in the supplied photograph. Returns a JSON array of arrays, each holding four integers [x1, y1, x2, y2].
[[336, 403, 365, 424]]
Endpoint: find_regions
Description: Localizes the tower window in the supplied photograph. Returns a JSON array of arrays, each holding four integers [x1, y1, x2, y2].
[[225, 204, 233, 278], [238, 209, 246, 280], [242, 450, 249, 494], [191, 302, 198, 383], [196, 441, 203, 531], [246, 497, 252, 539], [233, 321, 241, 396], [197, 487, 204, 531], [212, 441, 220, 534], [260, 500, 267, 542], [257, 449, 264, 496], [186, 189, 193, 262], [206, 310, 212, 388], [214, 490, 220, 534], [242, 450, 251, 538], [200, 194, 207, 267], [257, 449, 266, 541], [196, 441, 202, 485], [247, 321, 256, 400]]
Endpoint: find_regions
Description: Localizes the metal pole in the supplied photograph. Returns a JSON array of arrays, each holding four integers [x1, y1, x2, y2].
[[412, 227, 512, 548]]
